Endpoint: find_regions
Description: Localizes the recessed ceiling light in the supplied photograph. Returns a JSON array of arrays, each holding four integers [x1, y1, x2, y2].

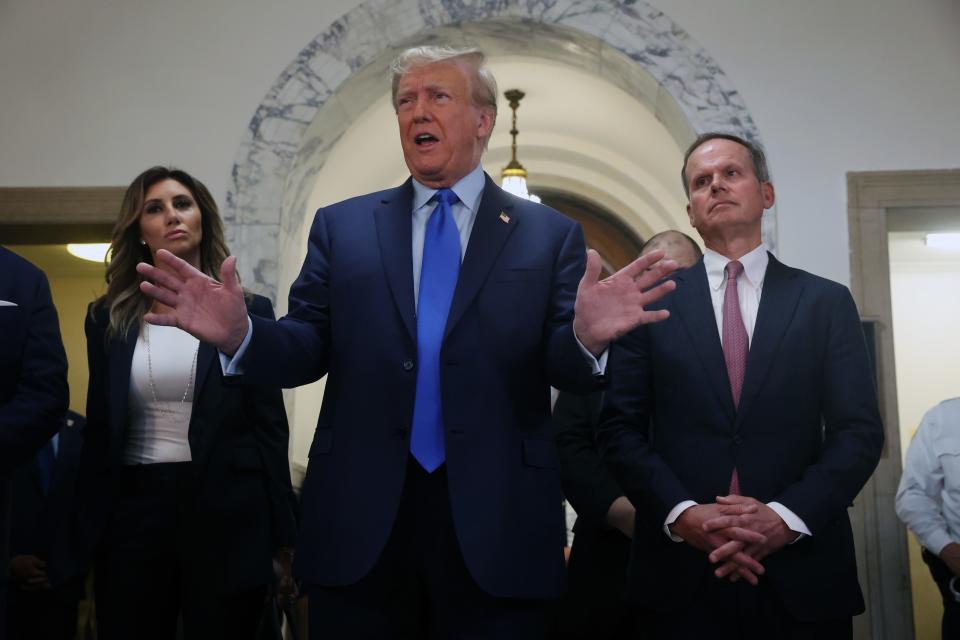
[[66, 243, 110, 263]]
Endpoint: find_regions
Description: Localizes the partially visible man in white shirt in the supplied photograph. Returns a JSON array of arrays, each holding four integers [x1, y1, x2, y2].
[[896, 397, 960, 639]]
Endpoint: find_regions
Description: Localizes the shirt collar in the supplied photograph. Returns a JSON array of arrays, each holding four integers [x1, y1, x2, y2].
[[704, 243, 769, 291], [411, 164, 486, 214]]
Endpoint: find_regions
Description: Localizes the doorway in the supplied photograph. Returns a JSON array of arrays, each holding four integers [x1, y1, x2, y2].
[[848, 170, 960, 639]]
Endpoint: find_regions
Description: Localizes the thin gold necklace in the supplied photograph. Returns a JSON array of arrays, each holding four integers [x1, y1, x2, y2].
[[143, 323, 199, 420]]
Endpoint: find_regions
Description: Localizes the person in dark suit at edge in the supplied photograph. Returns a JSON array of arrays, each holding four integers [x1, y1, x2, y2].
[[6, 410, 85, 640], [0, 246, 70, 639], [135, 46, 678, 639], [553, 231, 702, 640], [596, 133, 884, 639], [77, 167, 296, 640]]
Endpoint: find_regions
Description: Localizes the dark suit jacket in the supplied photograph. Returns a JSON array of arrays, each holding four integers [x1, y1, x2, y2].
[[9, 412, 85, 600], [597, 255, 884, 622], [77, 294, 295, 594], [0, 247, 69, 611], [242, 175, 599, 599], [554, 390, 635, 637]]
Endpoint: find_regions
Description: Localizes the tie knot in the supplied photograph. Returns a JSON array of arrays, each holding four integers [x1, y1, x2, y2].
[[434, 188, 459, 207], [725, 260, 744, 280]]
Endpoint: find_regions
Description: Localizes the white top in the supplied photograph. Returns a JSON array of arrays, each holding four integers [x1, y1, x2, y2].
[[896, 397, 960, 555], [123, 324, 199, 465], [664, 244, 811, 540]]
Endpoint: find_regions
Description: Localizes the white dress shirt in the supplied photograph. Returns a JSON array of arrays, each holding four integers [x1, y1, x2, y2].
[[664, 244, 811, 540], [896, 397, 960, 555]]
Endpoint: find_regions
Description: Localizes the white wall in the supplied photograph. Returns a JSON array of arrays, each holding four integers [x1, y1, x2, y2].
[[2, 0, 959, 281]]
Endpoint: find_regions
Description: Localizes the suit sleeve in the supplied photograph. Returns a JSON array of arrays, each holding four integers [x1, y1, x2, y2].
[[0, 267, 68, 470], [245, 295, 298, 547], [554, 390, 624, 525], [243, 208, 332, 387], [546, 221, 604, 394], [773, 287, 884, 533], [595, 326, 694, 525]]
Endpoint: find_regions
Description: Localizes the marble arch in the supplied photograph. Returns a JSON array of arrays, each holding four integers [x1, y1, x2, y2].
[[224, 0, 770, 301]]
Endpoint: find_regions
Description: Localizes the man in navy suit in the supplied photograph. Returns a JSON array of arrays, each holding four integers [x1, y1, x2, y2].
[[0, 247, 70, 635], [7, 411, 85, 640], [137, 46, 676, 638], [596, 133, 884, 639]]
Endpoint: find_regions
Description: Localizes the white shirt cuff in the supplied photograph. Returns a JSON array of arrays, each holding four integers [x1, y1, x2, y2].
[[574, 332, 608, 375], [924, 530, 955, 557], [664, 500, 698, 542], [218, 316, 252, 376], [768, 501, 811, 542]]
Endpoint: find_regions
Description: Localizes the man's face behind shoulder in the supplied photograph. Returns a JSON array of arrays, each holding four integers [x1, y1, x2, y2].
[[396, 61, 494, 189], [684, 138, 774, 242]]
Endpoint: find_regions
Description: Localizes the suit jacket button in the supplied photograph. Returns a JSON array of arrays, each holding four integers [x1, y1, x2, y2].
[[733, 435, 743, 445], [402, 359, 414, 371]]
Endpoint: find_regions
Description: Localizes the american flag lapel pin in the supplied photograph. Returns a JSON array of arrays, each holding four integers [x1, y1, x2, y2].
[[499, 211, 511, 224]]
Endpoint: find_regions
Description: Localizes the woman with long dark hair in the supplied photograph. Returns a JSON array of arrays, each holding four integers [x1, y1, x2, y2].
[[79, 166, 296, 639]]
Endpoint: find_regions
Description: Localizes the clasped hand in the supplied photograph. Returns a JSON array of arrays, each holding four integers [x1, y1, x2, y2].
[[671, 495, 794, 586]]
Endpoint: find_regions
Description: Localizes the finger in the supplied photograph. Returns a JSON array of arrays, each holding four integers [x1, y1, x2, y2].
[[220, 255, 240, 291], [721, 526, 767, 545], [580, 249, 603, 289], [154, 248, 204, 279], [708, 539, 744, 564], [702, 515, 741, 531], [637, 279, 677, 307], [143, 311, 179, 327], [736, 564, 760, 586], [716, 494, 755, 505], [730, 550, 766, 575], [615, 249, 665, 280], [717, 503, 759, 516], [136, 262, 186, 294], [715, 560, 739, 579], [634, 258, 678, 291], [139, 280, 180, 309]]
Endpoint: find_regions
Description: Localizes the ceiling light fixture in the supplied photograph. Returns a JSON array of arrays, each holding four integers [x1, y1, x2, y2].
[[67, 243, 111, 263], [925, 233, 960, 250], [500, 89, 540, 203]]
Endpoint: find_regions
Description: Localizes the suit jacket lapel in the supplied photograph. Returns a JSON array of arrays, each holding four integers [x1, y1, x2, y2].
[[192, 342, 216, 405], [374, 181, 417, 342], [675, 262, 737, 422], [444, 175, 517, 339], [108, 326, 137, 461], [738, 254, 803, 420]]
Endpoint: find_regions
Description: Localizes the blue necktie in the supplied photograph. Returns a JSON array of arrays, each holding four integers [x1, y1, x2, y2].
[[411, 188, 461, 472], [36, 436, 56, 496]]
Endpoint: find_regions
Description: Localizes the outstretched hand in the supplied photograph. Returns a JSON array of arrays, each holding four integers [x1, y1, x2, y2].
[[136, 249, 249, 355], [573, 249, 678, 356]]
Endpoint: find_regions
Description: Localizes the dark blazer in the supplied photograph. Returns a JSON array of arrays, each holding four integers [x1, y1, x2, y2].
[[0, 247, 69, 610], [597, 255, 884, 622], [554, 390, 636, 638], [78, 294, 295, 594], [10, 412, 84, 564], [9, 412, 85, 605], [242, 175, 599, 599]]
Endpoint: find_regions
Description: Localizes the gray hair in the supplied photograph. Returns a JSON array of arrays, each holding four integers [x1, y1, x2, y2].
[[680, 132, 770, 197], [389, 45, 498, 117]]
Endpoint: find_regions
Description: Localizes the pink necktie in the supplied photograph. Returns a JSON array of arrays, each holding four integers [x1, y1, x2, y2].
[[722, 260, 748, 495]]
